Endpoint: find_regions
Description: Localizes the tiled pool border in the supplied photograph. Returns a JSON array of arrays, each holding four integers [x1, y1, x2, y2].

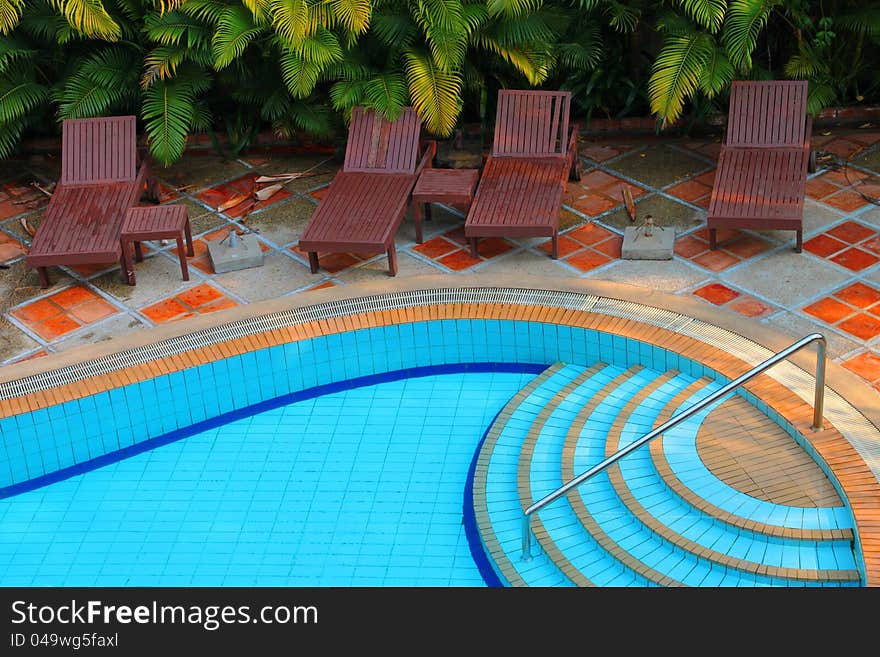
[[0, 275, 878, 585]]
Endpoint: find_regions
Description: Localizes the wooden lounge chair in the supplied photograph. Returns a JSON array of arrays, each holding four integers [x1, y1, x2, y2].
[[464, 89, 580, 258], [707, 80, 812, 252], [27, 115, 156, 288], [298, 106, 436, 276]]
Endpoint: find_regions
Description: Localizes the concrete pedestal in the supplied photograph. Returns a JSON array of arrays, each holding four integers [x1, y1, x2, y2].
[[207, 231, 264, 273], [621, 225, 675, 260]]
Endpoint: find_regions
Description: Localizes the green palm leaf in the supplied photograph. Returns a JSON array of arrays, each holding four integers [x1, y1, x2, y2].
[[364, 72, 407, 119], [50, 0, 122, 40], [404, 49, 461, 136], [676, 0, 727, 33], [371, 12, 417, 49], [478, 35, 550, 84], [0, 117, 23, 158], [144, 10, 209, 47], [0, 35, 36, 74], [142, 45, 188, 87], [279, 50, 322, 97], [485, 0, 537, 19], [295, 27, 343, 66], [837, 9, 880, 37], [698, 45, 734, 97], [0, 65, 48, 123], [212, 5, 262, 69], [648, 31, 714, 127], [241, 0, 271, 23], [142, 69, 210, 166], [721, 0, 776, 72], [784, 51, 827, 79], [329, 77, 368, 111], [55, 46, 139, 118], [331, 0, 371, 34], [271, 0, 310, 45], [0, 0, 25, 35], [806, 81, 836, 116], [19, 0, 79, 44], [414, 0, 468, 71]]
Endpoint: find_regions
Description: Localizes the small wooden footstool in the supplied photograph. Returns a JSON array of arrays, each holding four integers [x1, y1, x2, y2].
[[121, 205, 194, 285], [411, 168, 479, 243]]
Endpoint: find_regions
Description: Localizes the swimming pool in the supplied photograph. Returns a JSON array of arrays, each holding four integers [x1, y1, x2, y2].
[[2, 279, 879, 586]]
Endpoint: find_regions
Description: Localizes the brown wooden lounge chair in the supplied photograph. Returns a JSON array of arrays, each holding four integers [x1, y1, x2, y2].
[[464, 89, 580, 258], [298, 106, 436, 276], [707, 80, 812, 252], [27, 115, 156, 288]]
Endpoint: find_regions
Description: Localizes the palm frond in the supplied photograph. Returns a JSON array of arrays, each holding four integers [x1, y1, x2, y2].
[[485, 0, 537, 19], [212, 4, 262, 69], [331, 0, 371, 35], [54, 46, 139, 119], [293, 27, 343, 66], [784, 50, 827, 79], [241, 0, 271, 24], [0, 0, 26, 35], [272, 98, 333, 137], [721, 0, 776, 72], [698, 45, 733, 97], [371, 11, 417, 49], [142, 67, 211, 166], [0, 35, 37, 74], [556, 24, 602, 70], [413, 0, 469, 71], [143, 10, 210, 47], [806, 81, 836, 116], [478, 34, 552, 84], [404, 49, 461, 136], [0, 116, 23, 158], [648, 31, 714, 127], [836, 9, 880, 37], [603, 0, 641, 33], [279, 50, 322, 97], [364, 71, 407, 119], [142, 44, 188, 88], [49, 0, 122, 40], [675, 0, 727, 33], [18, 1, 79, 44], [270, 0, 311, 45], [329, 77, 368, 111], [180, 0, 228, 24], [0, 63, 48, 123]]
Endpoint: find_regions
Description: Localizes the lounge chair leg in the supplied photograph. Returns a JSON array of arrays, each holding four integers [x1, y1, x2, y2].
[[708, 228, 717, 250], [37, 267, 49, 289], [470, 237, 479, 258], [308, 252, 319, 274], [551, 233, 559, 259], [122, 241, 136, 285], [387, 244, 398, 276], [570, 157, 581, 182], [134, 241, 144, 262], [796, 230, 803, 253], [413, 202, 423, 244], [176, 237, 189, 281]]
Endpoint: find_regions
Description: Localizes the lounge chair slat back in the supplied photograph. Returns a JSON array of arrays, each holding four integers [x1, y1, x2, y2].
[[492, 90, 571, 158], [60, 115, 138, 185], [725, 80, 809, 148], [343, 106, 421, 174]]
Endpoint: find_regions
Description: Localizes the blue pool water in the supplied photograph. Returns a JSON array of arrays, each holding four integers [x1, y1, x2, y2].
[[0, 371, 536, 586]]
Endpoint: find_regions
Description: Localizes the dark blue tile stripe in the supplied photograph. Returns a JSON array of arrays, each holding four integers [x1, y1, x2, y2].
[[0, 362, 547, 501]]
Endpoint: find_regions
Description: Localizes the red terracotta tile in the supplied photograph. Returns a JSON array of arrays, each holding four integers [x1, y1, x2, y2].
[[190, 258, 215, 275], [822, 138, 863, 159], [839, 313, 880, 340], [317, 252, 360, 273], [177, 283, 224, 308], [848, 131, 880, 147], [673, 235, 708, 259], [578, 170, 619, 190], [11, 299, 62, 324], [600, 180, 647, 202], [818, 168, 868, 186], [567, 223, 615, 246], [804, 178, 840, 200], [33, 314, 81, 340], [49, 285, 98, 309], [571, 193, 617, 217], [835, 282, 880, 309], [310, 186, 330, 201], [728, 296, 774, 318], [829, 247, 879, 272], [855, 178, 880, 199], [199, 297, 237, 313], [537, 236, 583, 257], [67, 262, 114, 276], [438, 249, 481, 271], [802, 297, 855, 324], [0, 234, 24, 262], [307, 281, 336, 291], [475, 237, 515, 259], [693, 226, 738, 244], [141, 298, 189, 323], [826, 221, 876, 244], [442, 226, 468, 246], [12, 349, 48, 363], [721, 235, 771, 259], [666, 179, 712, 203], [67, 298, 118, 324], [693, 283, 740, 305], [823, 190, 870, 212], [691, 249, 740, 272], [693, 170, 716, 186], [842, 352, 880, 382], [565, 249, 611, 272], [414, 237, 459, 259], [592, 235, 622, 258], [860, 236, 880, 256], [803, 233, 848, 258]]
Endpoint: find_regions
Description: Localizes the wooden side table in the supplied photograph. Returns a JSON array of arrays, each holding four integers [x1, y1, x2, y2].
[[121, 205, 194, 285], [411, 168, 479, 243]]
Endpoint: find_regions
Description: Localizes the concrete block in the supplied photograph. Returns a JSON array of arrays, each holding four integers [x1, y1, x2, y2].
[[621, 225, 675, 260], [207, 232, 265, 273]]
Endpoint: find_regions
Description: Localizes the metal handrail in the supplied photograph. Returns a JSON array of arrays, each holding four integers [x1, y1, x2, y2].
[[521, 332, 827, 560]]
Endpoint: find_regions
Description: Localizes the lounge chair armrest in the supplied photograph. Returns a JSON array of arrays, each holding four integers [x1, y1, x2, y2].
[[416, 139, 438, 175]]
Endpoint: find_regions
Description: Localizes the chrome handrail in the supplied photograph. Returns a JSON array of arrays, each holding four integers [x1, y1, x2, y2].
[[521, 333, 827, 560]]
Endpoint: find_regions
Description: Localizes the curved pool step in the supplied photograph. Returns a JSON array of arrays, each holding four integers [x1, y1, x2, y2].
[[597, 379, 860, 586], [473, 360, 861, 587]]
